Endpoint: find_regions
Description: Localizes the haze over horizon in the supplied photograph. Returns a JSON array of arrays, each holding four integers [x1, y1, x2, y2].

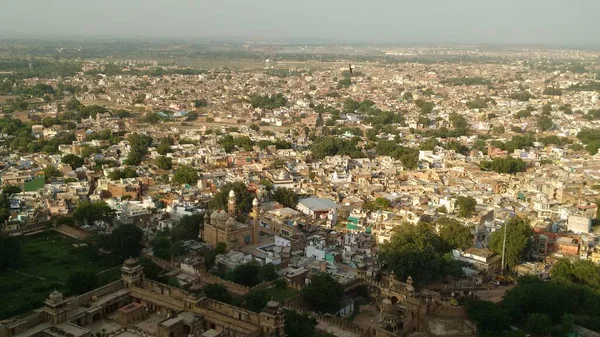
[[1, 0, 598, 47]]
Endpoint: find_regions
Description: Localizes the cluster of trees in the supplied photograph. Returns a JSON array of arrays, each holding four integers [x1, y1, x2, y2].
[[107, 167, 139, 180], [73, 200, 116, 226], [454, 196, 477, 218], [537, 115, 554, 131], [61, 154, 84, 169], [363, 197, 392, 212], [509, 91, 535, 102], [479, 157, 528, 174], [256, 139, 292, 150], [466, 98, 489, 109], [143, 212, 203, 262], [0, 186, 21, 225], [155, 156, 172, 170], [378, 222, 466, 286], [468, 261, 600, 336], [415, 99, 435, 114], [374, 140, 420, 169], [302, 272, 344, 313], [584, 109, 600, 121], [488, 133, 536, 153], [543, 87, 563, 96], [151, 229, 187, 260], [249, 93, 287, 109], [172, 165, 198, 185], [87, 224, 144, 262], [193, 99, 208, 108], [488, 217, 532, 268], [209, 182, 255, 214], [218, 261, 278, 287], [577, 128, 600, 155], [0, 58, 82, 82], [441, 77, 491, 86], [310, 136, 363, 160], [272, 187, 299, 208], [219, 135, 254, 152], [0, 235, 20, 272], [126, 133, 153, 165]]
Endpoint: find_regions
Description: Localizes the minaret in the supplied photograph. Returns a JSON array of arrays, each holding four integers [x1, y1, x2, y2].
[[228, 190, 236, 216], [252, 198, 260, 244]]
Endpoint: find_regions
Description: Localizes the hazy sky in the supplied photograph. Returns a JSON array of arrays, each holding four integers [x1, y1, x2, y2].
[[1, 0, 598, 46]]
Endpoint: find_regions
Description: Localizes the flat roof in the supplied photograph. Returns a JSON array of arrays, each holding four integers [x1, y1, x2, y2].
[[298, 197, 338, 211]]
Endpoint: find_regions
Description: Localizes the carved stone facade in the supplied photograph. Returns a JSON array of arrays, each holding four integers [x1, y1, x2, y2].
[[344, 272, 476, 337], [1, 258, 285, 337], [202, 191, 260, 250]]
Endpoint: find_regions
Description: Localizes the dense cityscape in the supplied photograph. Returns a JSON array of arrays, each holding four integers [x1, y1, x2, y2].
[[1, 25, 600, 337]]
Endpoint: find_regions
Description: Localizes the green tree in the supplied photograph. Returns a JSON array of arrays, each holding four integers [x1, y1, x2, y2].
[[272, 187, 298, 208], [107, 167, 139, 180], [43, 166, 62, 182], [61, 154, 84, 169], [437, 217, 473, 250], [537, 115, 553, 131], [194, 99, 208, 108], [466, 300, 511, 334], [231, 261, 261, 287], [363, 197, 392, 211], [489, 217, 532, 269], [259, 263, 278, 282], [73, 200, 115, 226], [155, 156, 172, 170], [66, 270, 98, 296], [171, 213, 204, 242], [245, 288, 268, 312], [202, 283, 231, 303], [525, 313, 552, 337], [126, 133, 153, 165], [284, 310, 317, 337], [172, 165, 198, 185], [209, 182, 254, 214], [110, 224, 144, 260], [302, 272, 344, 314], [378, 222, 455, 285], [0, 235, 20, 271], [152, 231, 174, 260], [156, 137, 173, 155], [454, 196, 477, 218]]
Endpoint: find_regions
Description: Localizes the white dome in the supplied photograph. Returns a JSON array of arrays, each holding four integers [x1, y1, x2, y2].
[[228, 190, 236, 198], [253, 198, 259, 206]]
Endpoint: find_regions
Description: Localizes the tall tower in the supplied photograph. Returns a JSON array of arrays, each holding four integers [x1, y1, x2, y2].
[[121, 257, 144, 288], [228, 190, 237, 216], [44, 290, 68, 324], [252, 198, 260, 244]]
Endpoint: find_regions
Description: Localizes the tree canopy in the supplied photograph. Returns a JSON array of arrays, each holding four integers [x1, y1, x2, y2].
[[209, 182, 255, 214], [302, 272, 344, 314], [437, 217, 473, 250], [454, 196, 477, 218], [202, 283, 232, 303], [489, 217, 532, 268], [155, 156, 172, 170], [249, 93, 287, 109], [61, 154, 84, 169], [73, 200, 115, 226], [378, 222, 463, 285], [172, 165, 198, 185], [479, 157, 527, 174], [272, 187, 298, 208]]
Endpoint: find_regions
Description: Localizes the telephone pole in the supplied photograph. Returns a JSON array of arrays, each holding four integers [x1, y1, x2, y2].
[[501, 221, 508, 274]]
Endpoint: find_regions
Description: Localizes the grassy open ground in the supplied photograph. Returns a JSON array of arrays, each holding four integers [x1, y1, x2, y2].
[[0, 95, 18, 104], [0, 231, 119, 320], [263, 286, 299, 303]]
